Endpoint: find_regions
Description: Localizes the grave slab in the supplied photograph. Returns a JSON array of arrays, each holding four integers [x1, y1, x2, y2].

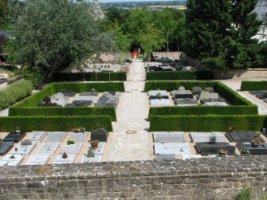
[[68, 132, 87, 143], [190, 132, 229, 143], [226, 131, 262, 142], [0, 154, 24, 166], [45, 132, 66, 142], [25, 154, 50, 165], [59, 143, 82, 155], [153, 132, 185, 143], [53, 154, 75, 164], [154, 143, 192, 160], [10, 141, 37, 155], [236, 142, 267, 155], [0, 141, 14, 155], [81, 154, 102, 163], [195, 142, 236, 156], [27, 132, 46, 142], [36, 142, 59, 154]]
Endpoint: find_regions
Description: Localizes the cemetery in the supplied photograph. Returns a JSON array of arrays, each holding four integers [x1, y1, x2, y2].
[[0, 129, 108, 166], [241, 81, 267, 104]]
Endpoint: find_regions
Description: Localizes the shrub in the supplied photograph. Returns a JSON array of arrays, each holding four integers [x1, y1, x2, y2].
[[149, 106, 258, 116], [51, 72, 127, 81], [0, 79, 33, 110], [0, 116, 112, 131], [146, 71, 214, 80], [9, 107, 117, 121], [149, 115, 267, 131], [241, 81, 267, 91], [234, 187, 252, 200]]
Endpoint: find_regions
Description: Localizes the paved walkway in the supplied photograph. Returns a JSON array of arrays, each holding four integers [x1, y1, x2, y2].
[[221, 79, 267, 115], [103, 60, 153, 162]]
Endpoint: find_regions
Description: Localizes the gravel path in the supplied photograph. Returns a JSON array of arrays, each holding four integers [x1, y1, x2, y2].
[[103, 60, 153, 161]]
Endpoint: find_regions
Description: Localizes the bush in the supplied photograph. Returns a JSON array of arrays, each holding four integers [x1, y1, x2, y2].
[[149, 115, 267, 131], [241, 81, 267, 91], [0, 79, 33, 110], [9, 107, 117, 121], [0, 116, 112, 131], [234, 187, 252, 200], [146, 71, 214, 80], [21, 68, 45, 88], [149, 106, 258, 116], [13, 82, 124, 107], [51, 72, 127, 81]]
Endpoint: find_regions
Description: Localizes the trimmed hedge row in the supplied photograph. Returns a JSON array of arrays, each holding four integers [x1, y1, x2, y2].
[[52, 72, 127, 81], [149, 106, 258, 116], [9, 107, 117, 121], [214, 82, 253, 105], [0, 116, 112, 131], [146, 71, 214, 80], [14, 82, 124, 107], [149, 115, 267, 131], [0, 80, 33, 110], [241, 81, 267, 91], [145, 81, 216, 92]]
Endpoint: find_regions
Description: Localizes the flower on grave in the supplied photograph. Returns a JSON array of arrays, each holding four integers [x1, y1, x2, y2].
[[90, 140, 99, 149], [218, 149, 228, 157], [62, 152, 68, 159], [209, 133, 216, 144]]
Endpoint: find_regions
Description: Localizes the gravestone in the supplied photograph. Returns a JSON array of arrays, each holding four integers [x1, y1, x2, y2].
[[226, 131, 262, 142], [195, 142, 236, 156], [237, 143, 267, 155], [91, 128, 108, 142]]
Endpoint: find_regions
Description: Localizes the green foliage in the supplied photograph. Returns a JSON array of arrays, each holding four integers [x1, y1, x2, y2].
[[149, 115, 267, 131], [241, 81, 267, 91], [0, 116, 112, 131], [234, 187, 252, 200], [0, 0, 8, 28], [8, 0, 114, 82], [9, 107, 117, 121], [13, 82, 124, 107], [149, 106, 258, 116], [0, 79, 33, 110], [20, 68, 45, 88], [146, 71, 214, 80], [51, 72, 126, 82], [185, 0, 264, 69]]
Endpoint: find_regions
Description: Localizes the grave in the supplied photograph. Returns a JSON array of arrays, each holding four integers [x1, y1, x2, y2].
[[36, 142, 59, 154], [172, 90, 193, 99], [153, 132, 185, 143], [174, 98, 198, 106], [81, 154, 102, 163], [204, 102, 228, 106], [0, 154, 24, 166], [0, 141, 14, 155], [190, 132, 229, 143], [25, 154, 50, 165], [27, 131, 46, 142], [192, 87, 202, 95], [93, 142, 106, 155], [236, 143, 267, 155], [154, 143, 192, 160], [68, 132, 87, 143], [226, 131, 262, 142], [91, 129, 108, 142], [59, 143, 82, 155], [195, 142, 236, 156], [72, 100, 93, 106], [10, 141, 36, 155], [150, 99, 172, 107], [50, 92, 69, 106], [46, 132, 66, 142], [148, 90, 169, 100], [53, 154, 75, 164], [79, 91, 98, 97], [4, 131, 26, 142], [74, 95, 97, 103]]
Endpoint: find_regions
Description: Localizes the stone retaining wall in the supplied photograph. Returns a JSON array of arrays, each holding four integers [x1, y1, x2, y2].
[[0, 156, 267, 200]]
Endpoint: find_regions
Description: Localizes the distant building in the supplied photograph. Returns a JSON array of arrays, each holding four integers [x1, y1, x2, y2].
[[254, 0, 267, 43]]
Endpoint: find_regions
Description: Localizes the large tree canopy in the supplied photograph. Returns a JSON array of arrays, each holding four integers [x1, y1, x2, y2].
[[8, 0, 114, 82], [185, 0, 264, 69]]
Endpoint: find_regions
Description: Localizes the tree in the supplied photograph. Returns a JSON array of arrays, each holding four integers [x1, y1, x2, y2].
[[185, 0, 263, 69], [7, 0, 114, 82], [0, 0, 7, 28]]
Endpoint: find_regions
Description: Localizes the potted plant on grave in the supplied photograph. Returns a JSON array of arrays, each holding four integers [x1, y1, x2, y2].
[[86, 147, 94, 158], [251, 133, 261, 148], [72, 127, 86, 133], [156, 92, 162, 100], [62, 152, 68, 159], [209, 133, 217, 144], [240, 149, 250, 156], [67, 140, 75, 145], [218, 149, 228, 157], [90, 140, 99, 149]]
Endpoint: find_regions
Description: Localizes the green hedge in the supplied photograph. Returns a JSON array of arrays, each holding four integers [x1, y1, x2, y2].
[[52, 72, 127, 81], [146, 71, 214, 80], [0, 116, 112, 131], [0, 80, 33, 110], [149, 106, 258, 116], [9, 107, 116, 121], [13, 82, 124, 107], [214, 82, 253, 105], [241, 81, 267, 91], [145, 81, 216, 91], [149, 115, 267, 131]]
